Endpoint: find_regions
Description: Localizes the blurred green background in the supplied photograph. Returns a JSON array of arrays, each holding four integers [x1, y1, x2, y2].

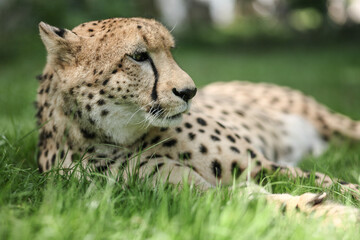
[[1, 0, 360, 133]]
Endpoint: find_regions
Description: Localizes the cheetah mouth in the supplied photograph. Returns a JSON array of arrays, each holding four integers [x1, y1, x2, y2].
[[145, 109, 185, 127], [166, 113, 182, 120], [147, 111, 183, 121], [144, 102, 190, 127], [147, 104, 187, 119], [149, 113, 184, 127]]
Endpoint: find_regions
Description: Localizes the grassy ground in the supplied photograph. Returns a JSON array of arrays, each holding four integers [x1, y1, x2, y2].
[[1, 38, 360, 239]]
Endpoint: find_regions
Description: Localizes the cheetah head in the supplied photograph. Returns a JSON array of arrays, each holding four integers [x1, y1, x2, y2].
[[39, 18, 196, 144]]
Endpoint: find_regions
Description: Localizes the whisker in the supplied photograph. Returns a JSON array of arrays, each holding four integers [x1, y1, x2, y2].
[[127, 106, 143, 124], [132, 101, 154, 126], [169, 22, 178, 33]]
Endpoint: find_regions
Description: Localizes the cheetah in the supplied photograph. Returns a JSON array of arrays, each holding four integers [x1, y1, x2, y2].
[[36, 17, 360, 225]]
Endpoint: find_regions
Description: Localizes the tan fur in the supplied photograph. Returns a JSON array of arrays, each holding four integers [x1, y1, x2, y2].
[[202, 81, 360, 141], [36, 18, 360, 225]]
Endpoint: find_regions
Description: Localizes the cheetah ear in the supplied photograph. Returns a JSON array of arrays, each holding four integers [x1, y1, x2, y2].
[[39, 22, 80, 64]]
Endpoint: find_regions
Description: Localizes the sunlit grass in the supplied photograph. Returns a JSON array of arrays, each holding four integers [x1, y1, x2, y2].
[[1, 131, 360, 239]]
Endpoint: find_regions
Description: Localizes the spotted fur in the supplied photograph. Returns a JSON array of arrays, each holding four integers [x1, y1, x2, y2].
[[36, 18, 360, 225]]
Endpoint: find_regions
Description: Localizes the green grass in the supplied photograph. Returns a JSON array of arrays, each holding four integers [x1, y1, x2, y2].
[[1, 39, 360, 239]]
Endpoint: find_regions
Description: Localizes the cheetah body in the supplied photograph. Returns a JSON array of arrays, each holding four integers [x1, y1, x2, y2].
[[36, 18, 360, 225]]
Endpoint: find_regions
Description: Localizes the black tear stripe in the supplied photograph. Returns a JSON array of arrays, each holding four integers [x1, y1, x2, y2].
[[148, 57, 159, 101]]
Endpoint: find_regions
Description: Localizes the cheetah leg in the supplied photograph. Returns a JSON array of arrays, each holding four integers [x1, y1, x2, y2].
[[252, 154, 360, 199], [265, 192, 360, 226], [237, 183, 359, 227], [106, 155, 359, 226], [117, 157, 212, 191], [110, 156, 359, 227]]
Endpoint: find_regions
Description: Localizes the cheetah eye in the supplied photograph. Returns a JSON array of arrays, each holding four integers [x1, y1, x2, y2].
[[131, 52, 149, 62]]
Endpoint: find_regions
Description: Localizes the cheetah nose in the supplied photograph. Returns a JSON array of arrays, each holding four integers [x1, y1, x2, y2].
[[172, 88, 197, 102]]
